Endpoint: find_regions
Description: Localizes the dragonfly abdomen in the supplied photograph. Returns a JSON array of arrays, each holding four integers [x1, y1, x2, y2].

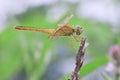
[[15, 26, 55, 34]]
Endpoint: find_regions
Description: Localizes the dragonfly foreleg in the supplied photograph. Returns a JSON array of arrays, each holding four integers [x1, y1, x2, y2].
[[72, 35, 81, 42]]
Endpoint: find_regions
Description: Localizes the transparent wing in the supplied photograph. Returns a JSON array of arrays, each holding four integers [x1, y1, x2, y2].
[[49, 15, 74, 40], [58, 14, 73, 27], [49, 25, 74, 40], [53, 25, 74, 36]]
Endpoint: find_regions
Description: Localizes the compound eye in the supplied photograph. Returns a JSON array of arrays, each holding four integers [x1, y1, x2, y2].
[[75, 25, 83, 35]]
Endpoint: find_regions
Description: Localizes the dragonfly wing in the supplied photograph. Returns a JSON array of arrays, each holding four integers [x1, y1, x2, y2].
[[49, 15, 74, 39], [58, 14, 73, 27], [53, 25, 74, 36]]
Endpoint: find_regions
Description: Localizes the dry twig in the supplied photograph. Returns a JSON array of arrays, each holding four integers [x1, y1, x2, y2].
[[68, 37, 87, 80]]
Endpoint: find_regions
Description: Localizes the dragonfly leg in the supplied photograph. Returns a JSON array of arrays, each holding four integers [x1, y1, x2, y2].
[[70, 36, 81, 49], [70, 36, 73, 47], [72, 35, 81, 42], [48, 35, 54, 40]]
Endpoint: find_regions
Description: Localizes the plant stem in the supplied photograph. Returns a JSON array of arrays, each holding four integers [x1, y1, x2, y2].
[[68, 37, 87, 80]]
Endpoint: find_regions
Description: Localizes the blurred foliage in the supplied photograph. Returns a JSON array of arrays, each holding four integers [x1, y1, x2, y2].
[[0, 10, 54, 80], [102, 72, 111, 80], [0, 4, 120, 80]]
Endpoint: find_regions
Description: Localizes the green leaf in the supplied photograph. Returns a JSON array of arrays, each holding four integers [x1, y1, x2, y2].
[[80, 56, 108, 77]]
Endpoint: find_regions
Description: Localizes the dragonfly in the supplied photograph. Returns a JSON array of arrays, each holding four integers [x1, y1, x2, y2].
[[14, 15, 83, 41]]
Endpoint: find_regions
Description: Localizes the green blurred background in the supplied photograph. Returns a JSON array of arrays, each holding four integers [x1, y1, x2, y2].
[[0, 0, 120, 80]]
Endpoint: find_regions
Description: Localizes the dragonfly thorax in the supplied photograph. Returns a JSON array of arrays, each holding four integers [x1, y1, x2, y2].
[[75, 25, 83, 35]]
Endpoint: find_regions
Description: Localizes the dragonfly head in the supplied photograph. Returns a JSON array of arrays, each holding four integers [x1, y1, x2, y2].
[[75, 25, 83, 35]]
